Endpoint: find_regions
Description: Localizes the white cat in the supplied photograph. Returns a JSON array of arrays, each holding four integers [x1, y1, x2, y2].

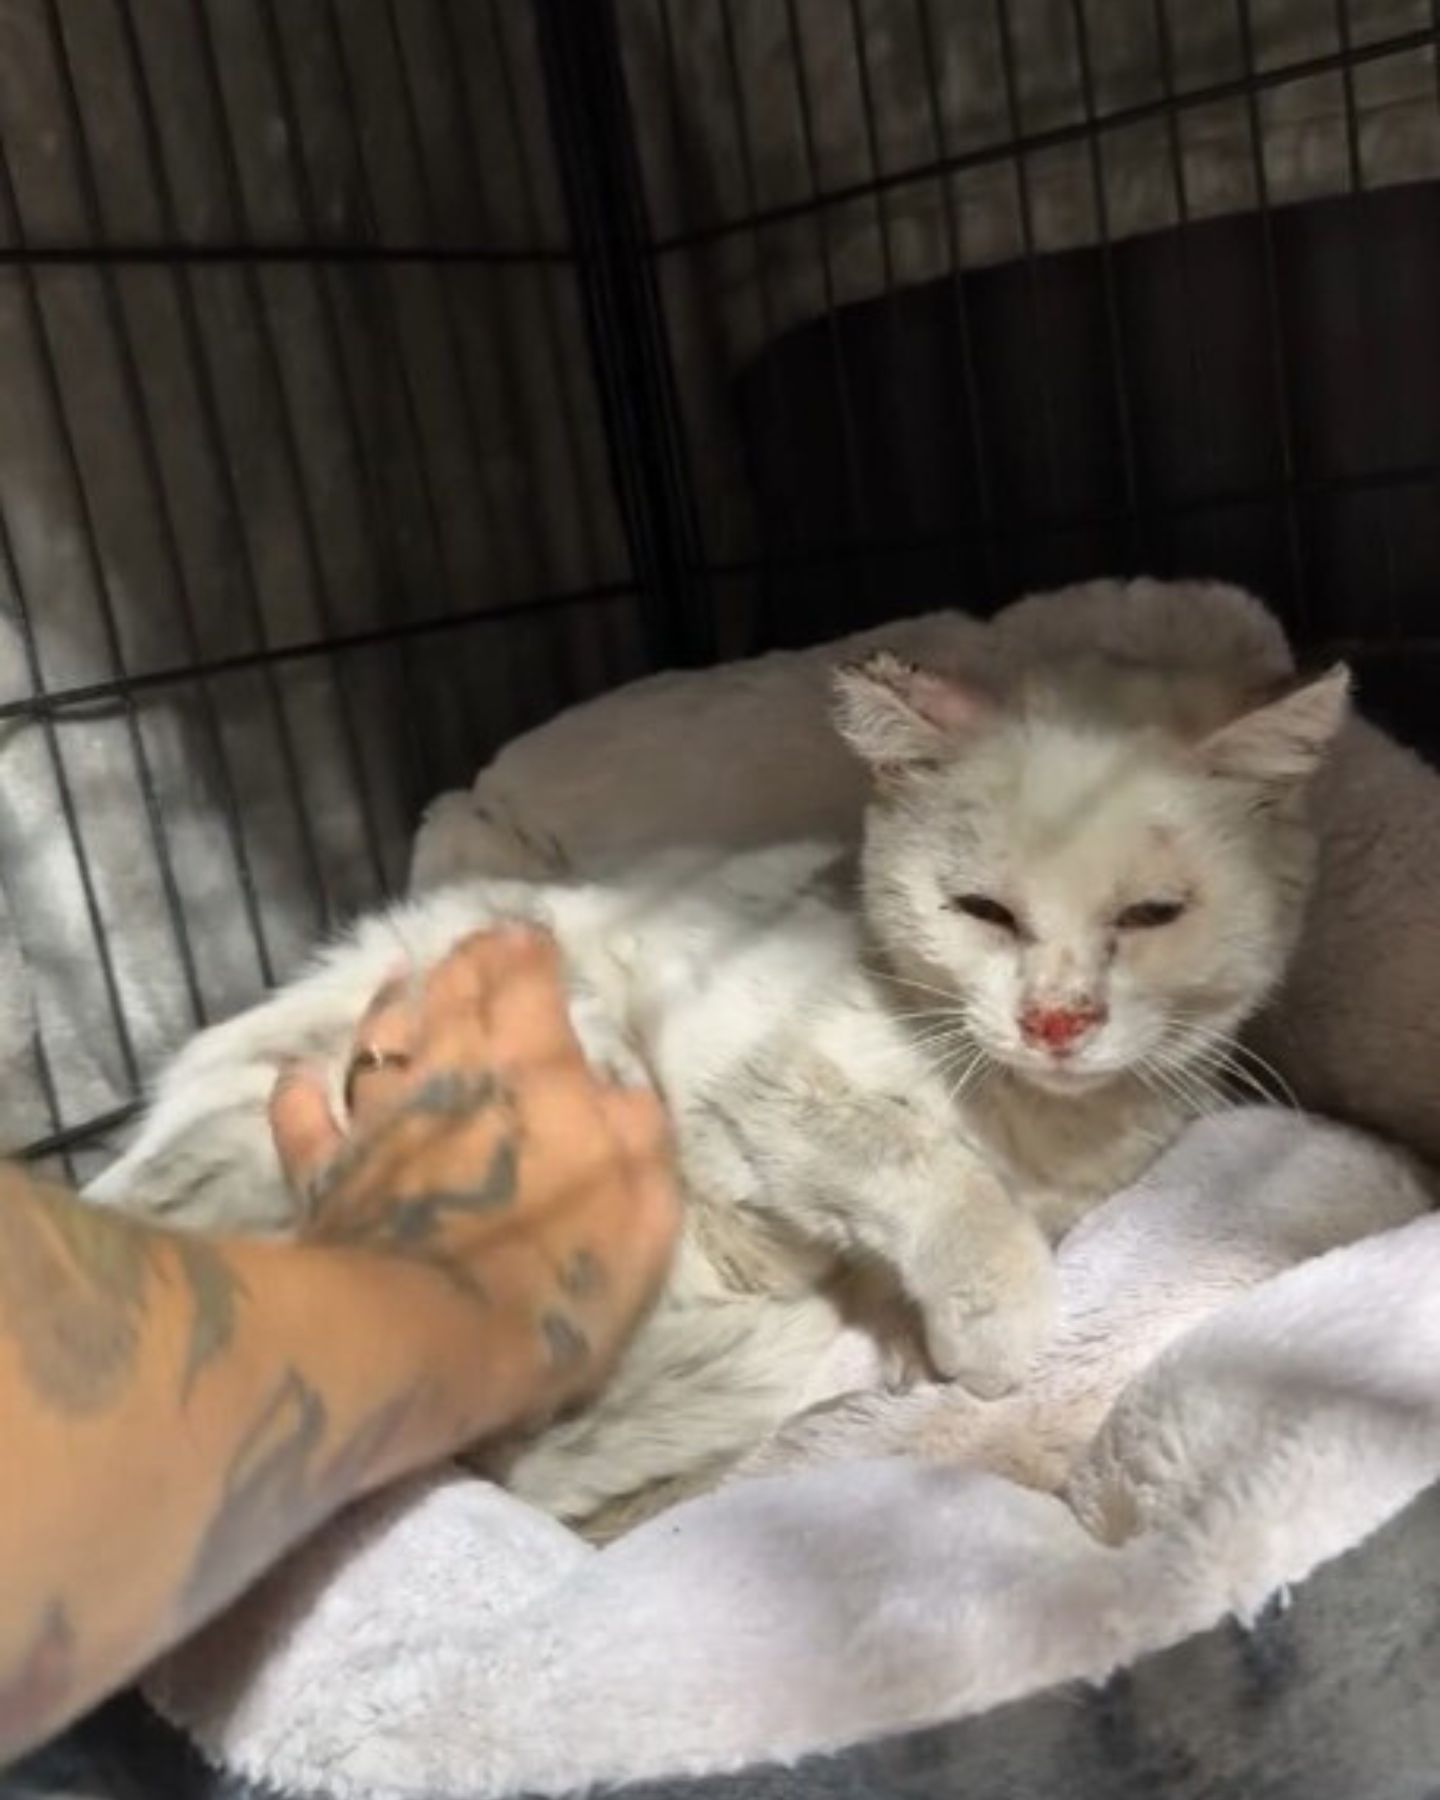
[[88, 650, 1348, 1526]]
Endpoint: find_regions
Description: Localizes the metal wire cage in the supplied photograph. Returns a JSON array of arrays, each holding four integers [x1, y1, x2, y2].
[[2, 0, 1438, 1175]]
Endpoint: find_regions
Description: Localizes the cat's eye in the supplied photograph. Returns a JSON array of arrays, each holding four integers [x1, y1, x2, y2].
[[949, 893, 1020, 933], [1115, 898, 1188, 931]]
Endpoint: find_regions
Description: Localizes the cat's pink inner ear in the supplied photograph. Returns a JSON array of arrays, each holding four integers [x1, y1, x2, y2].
[[1197, 662, 1350, 785], [904, 668, 994, 734], [832, 652, 997, 772]]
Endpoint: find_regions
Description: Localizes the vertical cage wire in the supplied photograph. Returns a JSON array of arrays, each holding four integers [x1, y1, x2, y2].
[[1067, 0, 1145, 567], [777, 0, 874, 579], [1331, 0, 1402, 642], [1233, 0, 1312, 630], [913, 0, 1004, 607], [536, 0, 712, 670], [989, 0, 1065, 520]]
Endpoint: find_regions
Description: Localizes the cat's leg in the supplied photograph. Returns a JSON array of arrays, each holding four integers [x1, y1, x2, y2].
[[894, 1144, 1057, 1396], [84, 887, 547, 1232], [83, 942, 403, 1232], [689, 1057, 1056, 1398], [87, 884, 642, 1234], [791, 1132, 1055, 1398], [488, 1282, 843, 1527]]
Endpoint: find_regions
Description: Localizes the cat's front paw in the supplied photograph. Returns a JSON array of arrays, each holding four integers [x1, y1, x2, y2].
[[913, 1212, 1057, 1399]]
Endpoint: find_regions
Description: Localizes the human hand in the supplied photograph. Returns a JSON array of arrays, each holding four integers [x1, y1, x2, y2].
[[268, 928, 679, 1445]]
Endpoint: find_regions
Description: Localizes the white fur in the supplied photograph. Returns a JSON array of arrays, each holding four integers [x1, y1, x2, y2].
[[93, 646, 1342, 1528]]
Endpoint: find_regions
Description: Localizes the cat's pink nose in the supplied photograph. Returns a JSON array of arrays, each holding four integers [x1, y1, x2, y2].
[[1019, 1000, 1107, 1055]]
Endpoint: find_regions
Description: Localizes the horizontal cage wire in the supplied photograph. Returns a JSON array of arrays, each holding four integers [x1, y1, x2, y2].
[[0, 0, 1437, 1171]]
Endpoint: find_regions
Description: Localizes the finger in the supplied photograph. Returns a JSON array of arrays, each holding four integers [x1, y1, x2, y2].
[[496, 1085, 673, 1250], [425, 926, 587, 1084], [345, 1054, 420, 1131], [414, 927, 522, 1035], [270, 1065, 345, 1198], [344, 965, 426, 1126]]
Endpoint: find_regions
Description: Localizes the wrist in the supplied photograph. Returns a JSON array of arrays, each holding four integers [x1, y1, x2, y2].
[[221, 1235, 489, 1487]]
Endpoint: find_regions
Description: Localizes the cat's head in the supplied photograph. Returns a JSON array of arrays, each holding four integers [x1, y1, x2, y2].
[[833, 650, 1348, 1097]]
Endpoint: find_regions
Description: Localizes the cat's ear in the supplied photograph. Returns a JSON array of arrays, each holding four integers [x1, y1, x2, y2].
[[832, 652, 995, 774], [1197, 663, 1350, 787]]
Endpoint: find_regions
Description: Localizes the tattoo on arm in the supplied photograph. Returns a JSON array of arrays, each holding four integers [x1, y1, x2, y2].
[[170, 1236, 245, 1403], [0, 1179, 150, 1415], [0, 1175, 246, 1413], [182, 1369, 423, 1628], [541, 1311, 589, 1371]]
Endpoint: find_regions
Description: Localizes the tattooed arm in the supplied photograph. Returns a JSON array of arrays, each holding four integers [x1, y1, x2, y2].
[[0, 928, 678, 1767]]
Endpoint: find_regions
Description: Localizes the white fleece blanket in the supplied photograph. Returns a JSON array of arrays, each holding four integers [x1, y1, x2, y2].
[[149, 1107, 1440, 1800]]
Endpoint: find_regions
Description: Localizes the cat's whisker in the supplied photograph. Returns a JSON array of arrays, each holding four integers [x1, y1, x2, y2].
[[900, 1015, 979, 1044], [1210, 1037, 1302, 1112], [1128, 1066, 1189, 1148], [873, 1017, 981, 1079], [1181, 1039, 1266, 1098], [1132, 1061, 1173, 1106], [946, 1048, 995, 1109], [905, 1025, 981, 1058], [1149, 1020, 1236, 1095], [944, 1062, 980, 1105], [1203, 1049, 1296, 1113], [1165, 1048, 1233, 1116], [1158, 1020, 1300, 1113], [895, 1005, 972, 1033], [1137, 1050, 1220, 1121], [1135, 1056, 1194, 1116], [927, 1038, 986, 1083], [872, 969, 967, 1005], [887, 1000, 972, 1032], [1163, 1076, 1218, 1121], [889, 1002, 992, 1071], [891, 1011, 972, 1044]]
